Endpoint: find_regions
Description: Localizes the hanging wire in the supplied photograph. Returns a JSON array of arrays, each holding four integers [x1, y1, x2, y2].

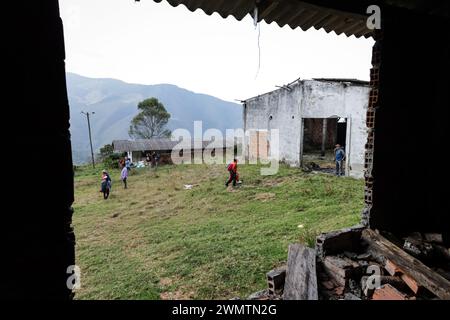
[[255, 23, 261, 79], [253, 6, 261, 79]]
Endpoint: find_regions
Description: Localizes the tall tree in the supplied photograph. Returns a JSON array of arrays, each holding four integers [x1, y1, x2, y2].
[[129, 98, 171, 139], [99, 144, 114, 160]]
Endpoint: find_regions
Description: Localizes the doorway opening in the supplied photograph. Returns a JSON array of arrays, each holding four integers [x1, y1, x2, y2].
[[301, 117, 347, 175]]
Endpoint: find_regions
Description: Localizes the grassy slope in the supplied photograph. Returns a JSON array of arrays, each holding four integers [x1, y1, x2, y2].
[[73, 164, 364, 299]]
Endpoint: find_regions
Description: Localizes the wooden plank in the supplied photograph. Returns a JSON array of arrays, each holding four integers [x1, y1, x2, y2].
[[283, 244, 318, 300], [372, 284, 408, 300], [362, 229, 450, 300]]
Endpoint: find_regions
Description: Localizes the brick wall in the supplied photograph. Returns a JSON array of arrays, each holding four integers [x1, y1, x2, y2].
[[362, 30, 382, 226]]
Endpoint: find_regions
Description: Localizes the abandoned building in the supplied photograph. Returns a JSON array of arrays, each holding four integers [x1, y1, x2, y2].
[[6, 0, 449, 299], [112, 138, 233, 164], [244, 78, 370, 178]]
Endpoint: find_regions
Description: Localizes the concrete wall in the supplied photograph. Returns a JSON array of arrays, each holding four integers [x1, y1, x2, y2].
[[244, 80, 370, 178], [244, 84, 302, 166]]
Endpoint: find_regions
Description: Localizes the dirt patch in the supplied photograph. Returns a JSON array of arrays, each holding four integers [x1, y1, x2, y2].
[[254, 192, 276, 202], [262, 177, 285, 187], [159, 277, 174, 287], [75, 180, 96, 188], [226, 186, 239, 192], [160, 290, 195, 300]]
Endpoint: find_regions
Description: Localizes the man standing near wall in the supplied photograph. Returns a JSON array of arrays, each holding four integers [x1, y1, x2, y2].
[[334, 144, 345, 176]]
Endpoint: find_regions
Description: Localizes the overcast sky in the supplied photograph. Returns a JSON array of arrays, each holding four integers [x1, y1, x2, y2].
[[60, 0, 374, 102]]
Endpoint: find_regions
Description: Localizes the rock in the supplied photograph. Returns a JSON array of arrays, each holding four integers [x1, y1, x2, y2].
[[247, 289, 270, 300], [344, 293, 361, 300]]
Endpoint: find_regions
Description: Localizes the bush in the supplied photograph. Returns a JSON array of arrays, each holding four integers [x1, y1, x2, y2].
[[102, 153, 121, 169]]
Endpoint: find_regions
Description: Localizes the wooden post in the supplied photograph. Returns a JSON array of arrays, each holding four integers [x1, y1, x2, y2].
[[321, 118, 327, 157]]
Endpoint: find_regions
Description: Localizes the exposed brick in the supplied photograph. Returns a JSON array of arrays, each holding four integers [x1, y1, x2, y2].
[[401, 273, 420, 294], [372, 284, 408, 300], [385, 259, 402, 276]]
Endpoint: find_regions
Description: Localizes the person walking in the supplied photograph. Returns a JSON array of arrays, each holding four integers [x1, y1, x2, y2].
[[334, 144, 346, 176], [121, 165, 128, 189], [151, 151, 156, 168], [100, 170, 112, 199], [225, 158, 238, 187], [119, 157, 125, 169], [155, 152, 161, 168], [125, 157, 131, 171]]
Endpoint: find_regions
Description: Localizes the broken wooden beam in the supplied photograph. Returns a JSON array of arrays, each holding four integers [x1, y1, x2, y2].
[[362, 229, 450, 300], [283, 244, 318, 300]]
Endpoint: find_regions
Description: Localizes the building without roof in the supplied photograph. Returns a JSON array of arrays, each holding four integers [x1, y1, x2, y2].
[[243, 78, 370, 178]]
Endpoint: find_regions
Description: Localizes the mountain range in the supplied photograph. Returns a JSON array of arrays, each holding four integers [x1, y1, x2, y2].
[[66, 72, 243, 164]]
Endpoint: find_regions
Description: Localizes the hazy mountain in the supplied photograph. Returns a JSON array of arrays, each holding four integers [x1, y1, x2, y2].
[[67, 73, 243, 164]]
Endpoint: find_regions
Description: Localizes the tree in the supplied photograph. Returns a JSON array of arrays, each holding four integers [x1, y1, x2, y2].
[[99, 144, 114, 160], [98, 144, 120, 169], [129, 98, 171, 139]]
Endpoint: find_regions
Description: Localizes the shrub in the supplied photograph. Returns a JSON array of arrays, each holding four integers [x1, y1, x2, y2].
[[102, 153, 121, 169]]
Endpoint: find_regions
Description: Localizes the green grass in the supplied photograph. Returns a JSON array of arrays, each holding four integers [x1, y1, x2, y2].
[[72, 163, 364, 299]]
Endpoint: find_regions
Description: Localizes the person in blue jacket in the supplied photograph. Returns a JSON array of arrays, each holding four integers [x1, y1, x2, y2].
[[334, 144, 346, 176]]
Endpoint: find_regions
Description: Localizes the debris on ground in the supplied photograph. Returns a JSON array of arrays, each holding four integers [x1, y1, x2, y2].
[[134, 161, 145, 168], [247, 227, 450, 300], [247, 289, 271, 300]]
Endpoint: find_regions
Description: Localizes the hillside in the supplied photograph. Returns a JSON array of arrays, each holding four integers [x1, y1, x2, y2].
[[67, 73, 243, 163]]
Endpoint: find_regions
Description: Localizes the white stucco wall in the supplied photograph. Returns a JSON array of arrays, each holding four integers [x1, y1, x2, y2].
[[244, 80, 370, 178]]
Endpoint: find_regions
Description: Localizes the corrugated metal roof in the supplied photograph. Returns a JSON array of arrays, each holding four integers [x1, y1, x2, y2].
[[112, 138, 232, 152], [151, 0, 449, 38], [153, 0, 373, 38]]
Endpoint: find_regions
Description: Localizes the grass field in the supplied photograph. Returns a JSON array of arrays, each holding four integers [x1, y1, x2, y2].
[[73, 163, 364, 299]]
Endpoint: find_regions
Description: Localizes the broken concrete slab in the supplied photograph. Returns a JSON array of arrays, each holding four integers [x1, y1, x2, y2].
[[316, 225, 364, 258], [267, 266, 286, 297]]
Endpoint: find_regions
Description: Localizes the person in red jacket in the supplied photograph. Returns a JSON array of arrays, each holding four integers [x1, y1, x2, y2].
[[225, 158, 238, 187]]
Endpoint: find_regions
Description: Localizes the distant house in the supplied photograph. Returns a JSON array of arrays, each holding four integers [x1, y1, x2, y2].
[[243, 78, 370, 178], [112, 138, 233, 165]]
